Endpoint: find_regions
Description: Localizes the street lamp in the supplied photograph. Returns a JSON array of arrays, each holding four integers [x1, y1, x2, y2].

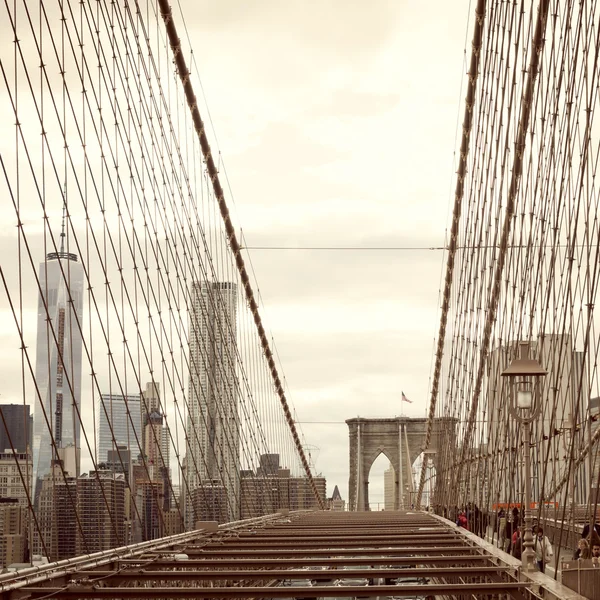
[[501, 341, 547, 572]]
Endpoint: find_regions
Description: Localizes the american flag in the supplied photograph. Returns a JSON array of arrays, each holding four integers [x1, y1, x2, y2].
[[401, 391, 412, 403]]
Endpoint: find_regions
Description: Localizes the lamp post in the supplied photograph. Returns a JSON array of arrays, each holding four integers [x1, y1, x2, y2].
[[501, 342, 547, 572]]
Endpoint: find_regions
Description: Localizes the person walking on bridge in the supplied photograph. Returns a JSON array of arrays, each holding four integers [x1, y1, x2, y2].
[[504, 513, 515, 553], [497, 508, 507, 550], [511, 527, 523, 560], [574, 538, 590, 560], [582, 519, 600, 540], [534, 526, 553, 573]]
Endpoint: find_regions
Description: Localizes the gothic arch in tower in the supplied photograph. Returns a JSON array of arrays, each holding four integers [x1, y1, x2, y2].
[[346, 417, 456, 511]]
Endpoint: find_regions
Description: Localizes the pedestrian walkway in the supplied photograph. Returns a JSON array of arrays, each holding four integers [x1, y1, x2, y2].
[[431, 513, 586, 600]]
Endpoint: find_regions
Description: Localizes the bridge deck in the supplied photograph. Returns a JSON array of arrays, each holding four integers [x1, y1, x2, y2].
[[0, 510, 587, 600]]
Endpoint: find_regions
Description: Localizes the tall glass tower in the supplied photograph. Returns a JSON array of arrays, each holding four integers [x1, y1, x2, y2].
[[32, 225, 84, 504], [97, 393, 142, 463], [185, 281, 239, 526]]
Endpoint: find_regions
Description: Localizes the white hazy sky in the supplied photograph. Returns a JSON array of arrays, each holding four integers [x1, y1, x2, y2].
[[173, 0, 473, 503]]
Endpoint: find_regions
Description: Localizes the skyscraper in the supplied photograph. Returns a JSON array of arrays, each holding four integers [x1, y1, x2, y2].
[[0, 404, 33, 454], [33, 225, 84, 503], [97, 393, 142, 463], [99, 383, 173, 542], [76, 469, 126, 555], [36, 460, 77, 561], [185, 281, 239, 527], [140, 382, 170, 475], [98, 383, 171, 470]]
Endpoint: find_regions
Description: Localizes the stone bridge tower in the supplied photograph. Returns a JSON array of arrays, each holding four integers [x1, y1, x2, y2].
[[347, 417, 456, 511]]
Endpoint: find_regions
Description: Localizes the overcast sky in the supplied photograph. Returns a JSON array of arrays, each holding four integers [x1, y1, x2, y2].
[[0, 0, 472, 507], [173, 0, 472, 503]]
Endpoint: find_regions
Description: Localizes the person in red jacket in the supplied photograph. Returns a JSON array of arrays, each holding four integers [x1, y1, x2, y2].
[[457, 511, 469, 530], [511, 527, 523, 559]]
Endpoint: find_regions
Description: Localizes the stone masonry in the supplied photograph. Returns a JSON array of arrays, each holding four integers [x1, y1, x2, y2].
[[347, 417, 456, 511]]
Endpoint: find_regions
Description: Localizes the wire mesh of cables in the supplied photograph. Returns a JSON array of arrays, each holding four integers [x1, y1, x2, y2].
[[419, 0, 600, 577], [0, 0, 322, 564]]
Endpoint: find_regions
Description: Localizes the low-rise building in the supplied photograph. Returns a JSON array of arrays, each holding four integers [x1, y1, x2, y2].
[[192, 481, 229, 525]]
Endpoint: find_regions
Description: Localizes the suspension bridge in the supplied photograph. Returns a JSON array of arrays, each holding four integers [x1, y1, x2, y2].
[[1, 0, 600, 598]]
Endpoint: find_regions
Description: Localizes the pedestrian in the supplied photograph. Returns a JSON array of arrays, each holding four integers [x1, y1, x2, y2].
[[505, 514, 514, 553], [473, 504, 481, 537], [498, 508, 507, 549], [512, 506, 520, 530], [511, 525, 520, 546], [582, 519, 600, 540], [574, 538, 590, 560], [592, 541, 600, 561], [481, 510, 489, 539], [534, 526, 553, 573], [511, 527, 523, 560], [457, 511, 469, 530]]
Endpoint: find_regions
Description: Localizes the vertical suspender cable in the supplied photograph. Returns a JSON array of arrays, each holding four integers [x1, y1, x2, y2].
[[416, 0, 487, 508], [456, 0, 551, 482], [156, 0, 324, 509]]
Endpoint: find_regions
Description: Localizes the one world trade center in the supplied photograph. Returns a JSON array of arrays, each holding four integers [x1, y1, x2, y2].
[[32, 219, 84, 506]]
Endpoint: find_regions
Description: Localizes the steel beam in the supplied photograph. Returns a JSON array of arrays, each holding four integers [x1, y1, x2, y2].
[[230, 532, 455, 540], [22, 582, 530, 598], [73, 565, 512, 581], [193, 535, 461, 546], [180, 545, 479, 556], [190, 540, 463, 549], [116, 554, 496, 568]]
